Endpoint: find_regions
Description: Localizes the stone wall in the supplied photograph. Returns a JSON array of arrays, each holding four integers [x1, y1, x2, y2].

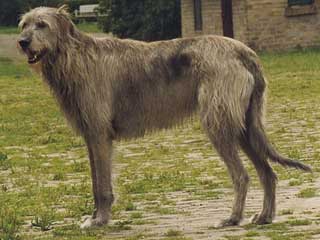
[[180, 0, 320, 50]]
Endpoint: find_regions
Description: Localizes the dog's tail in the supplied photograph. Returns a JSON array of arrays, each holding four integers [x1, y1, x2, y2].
[[243, 59, 311, 172]]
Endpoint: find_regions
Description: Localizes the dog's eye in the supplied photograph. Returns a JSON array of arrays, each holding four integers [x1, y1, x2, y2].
[[36, 22, 47, 29]]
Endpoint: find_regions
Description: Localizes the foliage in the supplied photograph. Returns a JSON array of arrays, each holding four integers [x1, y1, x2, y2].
[[98, 0, 181, 41], [0, 0, 98, 26], [31, 208, 56, 231], [0, 207, 21, 240], [0, 0, 26, 26]]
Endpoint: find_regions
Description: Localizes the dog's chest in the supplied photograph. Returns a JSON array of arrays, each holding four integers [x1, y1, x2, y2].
[[44, 70, 90, 131]]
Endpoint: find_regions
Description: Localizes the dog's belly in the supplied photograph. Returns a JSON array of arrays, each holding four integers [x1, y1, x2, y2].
[[112, 76, 198, 140]]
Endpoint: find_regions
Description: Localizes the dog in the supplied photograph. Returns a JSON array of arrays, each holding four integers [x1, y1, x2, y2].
[[18, 5, 311, 228]]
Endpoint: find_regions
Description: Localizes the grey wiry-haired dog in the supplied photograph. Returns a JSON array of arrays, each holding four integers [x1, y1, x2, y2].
[[18, 6, 311, 228]]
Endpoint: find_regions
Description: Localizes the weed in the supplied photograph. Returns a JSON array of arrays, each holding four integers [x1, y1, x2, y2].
[[130, 212, 143, 219], [297, 188, 317, 198], [0, 152, 11, 170], [287, 219, 312, 226], [124, 201, 137, 211], [0, 207, 21, 240], [245, 230, 260, 237], [164, 229, 182, 237], [31, 208, 56, 231], [109, 220, 132, 231], [279, 209, 294, 215]]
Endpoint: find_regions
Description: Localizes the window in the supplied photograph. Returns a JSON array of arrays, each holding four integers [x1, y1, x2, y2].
[[288, 0, 314, 6], [285, 0, 317, 17], [194, 0, 203, 31]]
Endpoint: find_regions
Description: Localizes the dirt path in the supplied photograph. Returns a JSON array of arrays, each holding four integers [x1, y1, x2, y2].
[[117, 182, 320, 239], [0, 34, 24, 61]]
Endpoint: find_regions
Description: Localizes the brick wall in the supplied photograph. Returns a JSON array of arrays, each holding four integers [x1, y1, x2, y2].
[[232, 0, 248, 43], [181, 0, 222, 37], [181, 0, 320, 50], [246, 0, 320, 50], [181, 0, 247, 39]]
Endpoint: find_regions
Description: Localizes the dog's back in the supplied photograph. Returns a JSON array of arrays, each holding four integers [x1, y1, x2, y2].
[[109, 35, 257, 139]]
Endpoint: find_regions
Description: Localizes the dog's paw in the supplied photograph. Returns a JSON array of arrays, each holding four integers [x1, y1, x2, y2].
[[80, 217, 94, 229], [80, 216, 108, 229], [218, 217, 240, 227], [251, 213, 273, 225]]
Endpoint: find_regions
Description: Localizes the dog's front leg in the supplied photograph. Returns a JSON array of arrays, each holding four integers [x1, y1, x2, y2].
[[85, 140, 99, 219], [81, 136, 114, 228]]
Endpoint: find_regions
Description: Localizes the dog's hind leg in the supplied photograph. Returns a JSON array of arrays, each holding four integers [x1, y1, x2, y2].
[[239, 136, 277, 224], [201, 111, 249, 226], [239, 83, 277, 224]]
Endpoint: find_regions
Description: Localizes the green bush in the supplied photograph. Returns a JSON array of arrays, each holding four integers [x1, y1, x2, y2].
[[0, 0, 63, 26], [98, 0, 181, 41], [0, 0, 26, 26], [0, 0, 98, 26]]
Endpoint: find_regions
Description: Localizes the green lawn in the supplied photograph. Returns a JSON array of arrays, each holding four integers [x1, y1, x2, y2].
[[0, 26, 20, 34], [1, 49, 320, 239], [76, 22, 102, 33], [0, 22, 102, 34]]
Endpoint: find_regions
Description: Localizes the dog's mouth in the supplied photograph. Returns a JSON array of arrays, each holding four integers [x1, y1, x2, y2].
[[25, 49, 46, 64]]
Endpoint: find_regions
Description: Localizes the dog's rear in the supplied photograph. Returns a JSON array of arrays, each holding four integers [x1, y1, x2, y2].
[[243, 53, 311, 171], [196, 37, 311, 226]]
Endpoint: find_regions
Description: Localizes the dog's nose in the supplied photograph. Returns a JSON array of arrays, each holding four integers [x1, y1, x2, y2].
[[18, 38, 31, 49]]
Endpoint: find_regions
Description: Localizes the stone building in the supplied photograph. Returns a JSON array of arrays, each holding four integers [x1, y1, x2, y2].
[[181, 0, 320, 50]]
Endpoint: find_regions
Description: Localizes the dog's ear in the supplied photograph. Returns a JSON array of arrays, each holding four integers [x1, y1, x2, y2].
[[57, 4, 70, 18], [56, 4, 77, 37], [18, 15, 25, 28]]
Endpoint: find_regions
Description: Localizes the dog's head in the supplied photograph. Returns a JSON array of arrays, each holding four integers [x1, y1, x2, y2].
[[18, 5, 74, 64]]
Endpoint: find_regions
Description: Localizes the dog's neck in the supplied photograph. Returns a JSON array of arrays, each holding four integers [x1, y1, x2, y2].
[[41, 27, 94, 83]]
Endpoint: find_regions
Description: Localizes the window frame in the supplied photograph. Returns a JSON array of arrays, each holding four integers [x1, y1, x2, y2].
[[288, 0, 314, 6], [285, 0, 317, 17]]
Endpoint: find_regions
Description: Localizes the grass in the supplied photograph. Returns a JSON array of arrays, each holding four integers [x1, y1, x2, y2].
[[164, 229, 182, 237], [31, 208, 57, 231], [286, 219, 312, 226], [279, 209, 294, 215], [0, 22, 102, 34], [1, 47, 320, 239], [297, 187, 317, 198], [0, 207, 21, 240], [76, 22, 102, 33], [0, 26, 19, 34]]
